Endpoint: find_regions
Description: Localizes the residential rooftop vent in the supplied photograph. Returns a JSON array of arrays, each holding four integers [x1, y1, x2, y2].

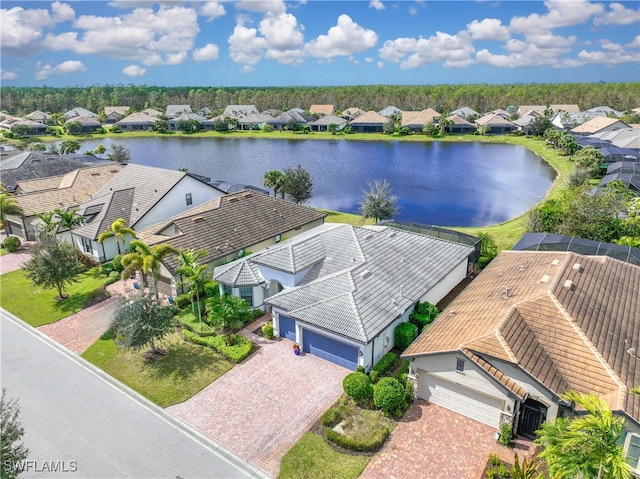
[[229, 197, 239, 203], [193, 217, 204, 223], [563, 280, 575, 290], [364, 234, 374, 241], [572, 263, 583, 272], [389, 232, 397, 238], [539, 274, 550, 283], [551, 259, 560, 266], [360, 270, 372, 279]]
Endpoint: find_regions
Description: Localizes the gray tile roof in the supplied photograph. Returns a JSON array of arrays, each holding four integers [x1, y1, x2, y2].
[[216, 224, 475, 343]]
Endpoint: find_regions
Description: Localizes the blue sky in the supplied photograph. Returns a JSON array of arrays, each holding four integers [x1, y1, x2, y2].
[[1, 1, 639, 87]]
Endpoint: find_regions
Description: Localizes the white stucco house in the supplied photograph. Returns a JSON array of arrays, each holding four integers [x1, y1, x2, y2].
[[403, 250, 640, 472], [214, 223, 476, 371], [72, 164, 225, 262]]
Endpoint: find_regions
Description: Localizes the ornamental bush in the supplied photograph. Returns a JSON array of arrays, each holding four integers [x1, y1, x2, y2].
[[261, 322, 274, 340], [324, 427, 389, 452], [394, 322, 418, 351], [373, 377, 406, 415], [321, 405, 347, 427], [1, 236, 21, 253], [343, 372, 372, 403], [372, 351, 397, 375], [111, 254, 124, 273], [175, 293, 191, 309], [409, 301, 439, 333], [204, 280, 219, 298], [182, 329, 253, 362]]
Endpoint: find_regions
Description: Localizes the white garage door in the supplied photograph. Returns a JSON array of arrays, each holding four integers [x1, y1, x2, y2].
[[419, 372, 503, 428]]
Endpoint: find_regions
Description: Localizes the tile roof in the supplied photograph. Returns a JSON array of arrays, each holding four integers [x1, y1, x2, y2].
[[136, 191, 326, 274], [216, 224, 475, 344], [401, 109, 441, 127], [73, 164, 195, 240], [403, 250, 640, 425], [308, 115, 347, 127], [222, 105, 259, 118], [14, 165, 124, 216], [309, 105, 335, 116], [475, 113, 515, 126], [349, 110, 388, 125], [571, 117, 629, 134], [116, 112, 156, 125]]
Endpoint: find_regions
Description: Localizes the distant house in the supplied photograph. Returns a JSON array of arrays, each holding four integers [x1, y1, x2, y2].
[[71, 164, 225, 262], [267, 109, 312, 131], [403, 250, 640, 468], [165, 105, 192, 119], [66, 116, 101, 133], [341, 107, 365, 121], [474, 113, 517, 134], [511, 113, 541, 135], [443, 114, 475, 135], [236, 112, 274, 131], [63, 107, 97, 119], [215, 223, 475, 371], [222, 105, 259, 118], [551, 110, 607, 130], [450, 107, 479, 120], [378, 106, 403, 118], [571, 117, 630, 136], [517, 104, 579, 117], [25, 110, 52, 124], [197, 107, 212, 117], [135, 191, 327, 296], [348, 110, 388, 133], [591, 127, 640, 149], [584, 106, 623, 118], [6, 165, 124, 241], [168, 112, 207, 131], [0, 116, 48, 136], [308, 114, 347, 132], [401, 109, 441, 132], [104, 106, 130, 124], [309, 104, 335, 116], [115, 112, 157, 131]]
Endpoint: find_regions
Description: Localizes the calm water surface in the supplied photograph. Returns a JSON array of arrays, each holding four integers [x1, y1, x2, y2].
[[76, 137, 555, 227]]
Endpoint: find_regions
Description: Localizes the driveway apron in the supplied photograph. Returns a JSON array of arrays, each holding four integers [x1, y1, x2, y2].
[[167, 319, 349, 478]]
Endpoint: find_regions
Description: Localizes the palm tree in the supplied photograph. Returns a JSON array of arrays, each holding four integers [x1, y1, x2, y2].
[[206, 294, 249, 331], [0, 193, 23, 234], [263, 170, 286, 198], [176, 248, 210, 329], [35, 211, 58, 236], [97, 218, 137, 254], [121, 240, 177, 297], [54, 208, 84, 250]]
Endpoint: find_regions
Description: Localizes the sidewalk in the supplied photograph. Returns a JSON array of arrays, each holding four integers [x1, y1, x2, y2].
[[0, 234, 35, 275]]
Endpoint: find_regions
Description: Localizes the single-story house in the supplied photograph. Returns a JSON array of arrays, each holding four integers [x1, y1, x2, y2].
[[551, 110, 607, 130], [104, 106, 130, 124], [115, 112, 156, 131], [71, 164, 225, 262], [237, 112, 274, 131], [214, 223, 476, 371], [442, 115, 475, 135], [6, 164, 124, 241], [25, 110, 52, 124], [584, 106, 623, 118], [348, 110, 388, 133], [222, 105, 258, 118], [165, 105, 192, 119], [474, 113, 517, 134], [135, 191, 327, 296], [378, 106, 403, 118], [591, 128, 640, 150], [168, 113, 207, 131], [267, 109, 312, 131], [63, 107, 97, 119], [402, 250, 640, 472], [450, 107, 479, 120], [518, 104, 580, 117], [341, 107, 365, 121], [401, 108, 441, 132], [0, 117, 48, 136], [66, 116, 101, 133], [511, 113, 541, 135], [571, 117, 630, 136], [308, 114, 347, 132], [309, 104, 335, 116], [487, 109, 512, 120]]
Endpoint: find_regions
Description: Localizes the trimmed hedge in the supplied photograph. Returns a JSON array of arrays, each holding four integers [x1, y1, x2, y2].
[[373, 377, 406, 415], [372, 352, 397, 375], [343, 372, 372, 402], [394, 322, 418, 352], [261, 322, 274, 339], [178, 314, 217, 336], [409, 301, 439, 333], [321, 405, 347, 427], [324, 426, 389, 452], [182, 329, 253, 363], [175, 293, 191, 309]]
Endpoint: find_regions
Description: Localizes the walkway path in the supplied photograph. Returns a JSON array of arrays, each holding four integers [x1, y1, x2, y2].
[[0, 236, 35, 275], [168, 315, 349, 478]]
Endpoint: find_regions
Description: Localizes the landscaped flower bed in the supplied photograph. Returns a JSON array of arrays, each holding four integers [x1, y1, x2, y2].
[[182, 329, 253, 363]]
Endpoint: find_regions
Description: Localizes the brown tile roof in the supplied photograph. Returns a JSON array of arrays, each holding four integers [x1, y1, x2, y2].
[[401, 109, 441, 127], [309, 104, 335, 116], [349, 110, 388, 125], [403, 250, 640, 425], [571, 117, 629, 134], [475, 113, 515, 126], [14, 165, 124, 216], [136, 191, 326, 274]]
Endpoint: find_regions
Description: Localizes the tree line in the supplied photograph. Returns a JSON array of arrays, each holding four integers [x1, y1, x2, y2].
[[2, 82, 639, 117]]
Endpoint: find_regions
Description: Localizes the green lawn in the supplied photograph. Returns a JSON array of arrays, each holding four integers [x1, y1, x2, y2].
[[279, 431, 370, 479], [319, 209, 375, 226], [82, 330, 234, 407], [0, 267, 108, 327]]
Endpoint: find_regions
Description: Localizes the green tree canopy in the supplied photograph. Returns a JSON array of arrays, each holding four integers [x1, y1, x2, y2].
[[121, 240, 177, 297], [0, 194, 23, 232], [97, 218, 137, 254], [1, 389, 29, 479], [359, 179, 399, 223], [108, 144, 131, 163], [176, 248, 210, 325], [283, 164, 313, 204], [263, 170, 286, 198]]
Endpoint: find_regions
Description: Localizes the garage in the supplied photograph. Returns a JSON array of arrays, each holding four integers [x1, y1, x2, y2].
[[278, 315, 296, 341], [418, 372, 503, 427], [302, 329, 358, 370]]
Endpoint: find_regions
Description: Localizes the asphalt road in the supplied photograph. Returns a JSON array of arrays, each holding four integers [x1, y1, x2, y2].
[[1, 310, 267, 479]]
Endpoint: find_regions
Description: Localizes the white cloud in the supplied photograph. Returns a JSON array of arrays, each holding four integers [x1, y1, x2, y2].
[[522, 32, 576, 49], [377, 61, 384, 68], [574, 48, 640, 65], [379, 31, 475, 69], [509, 0, 604, 34], [122, 64, 146, 77], [365, 57, 373, 63], [228, 24, 267, 68], [369, 0, 385, 11], [305, 14, 378, 59], [200, 1, 226, 21], [476, 41, 571, 68], [466, 18, 509, 41], [1, 2, 75, 56], [1, 69, 18, 80], [45, 5, 199, 65], [35, 60, 86, 80], [235, 0, 286, 14], [193, 43, 220, 61], [593, 2, 640, 25]]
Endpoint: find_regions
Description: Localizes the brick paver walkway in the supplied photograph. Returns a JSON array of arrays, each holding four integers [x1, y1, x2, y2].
[[0, 236, 35, 275], [360, 400, 536, 479], [167, 316, 349, 478]]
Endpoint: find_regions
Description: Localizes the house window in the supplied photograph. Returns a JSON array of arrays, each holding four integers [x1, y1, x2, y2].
[[626, 433, 640, 469], [456, 359, 465, 372], [82, 237, 92, 254], [223, 284, 232, 296], [185, 193, 193, 205], [240, 287, 253, 306], [275, 234, 282, 243]]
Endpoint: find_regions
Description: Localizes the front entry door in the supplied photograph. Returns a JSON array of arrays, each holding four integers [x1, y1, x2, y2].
[[518, 398, 548, 439]]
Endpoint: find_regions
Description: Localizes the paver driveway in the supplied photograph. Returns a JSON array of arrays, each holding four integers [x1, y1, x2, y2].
[[167, 319, 349, 478], [360, 400, 536, 479]]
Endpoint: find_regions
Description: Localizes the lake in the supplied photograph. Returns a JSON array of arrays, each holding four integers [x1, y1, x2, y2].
[[74, 136, 555, 227]]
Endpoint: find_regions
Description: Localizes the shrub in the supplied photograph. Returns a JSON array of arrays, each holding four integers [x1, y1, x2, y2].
[[499, 422, 513, 446], [261, 322, 274, 339], [343, 373, 373, 403], [1, 236, 21, 253], [104, 270, 120, 286], [324, 427, 389, 452], [182, 329, 253, 362], [111, 254, 124, 273], [409, 301, 438, 332], [369, 370, 380, 383], [101, 261, 114, 275], [373, 377, 406, 415], [373, 351, 397, 375], [204, 280, 219, 298], [321, 405, 347, 427], [178, 313, 216, 336], [175, 293, 191, 309], [404, 380, 414, 404], [356, 365, 366, 373], [394, 322, 418, 351]]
